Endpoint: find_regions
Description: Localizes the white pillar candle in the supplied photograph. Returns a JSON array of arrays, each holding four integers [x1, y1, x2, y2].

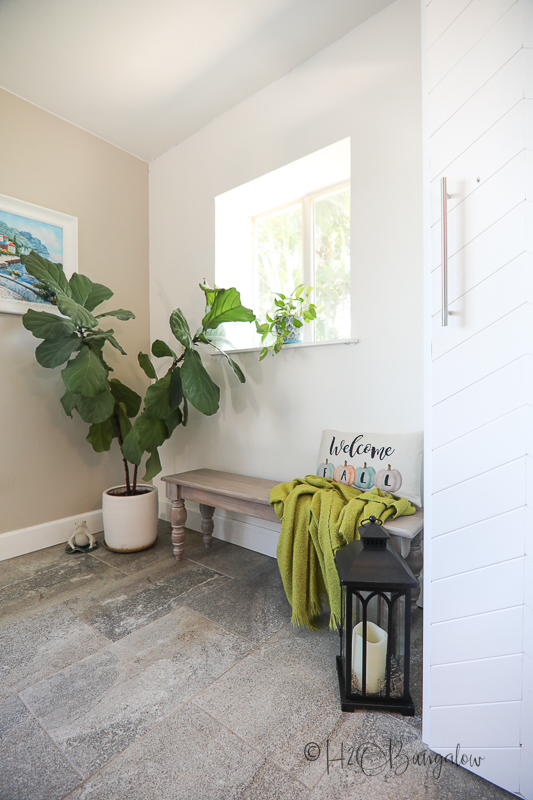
[[352, 620, 388, 694]]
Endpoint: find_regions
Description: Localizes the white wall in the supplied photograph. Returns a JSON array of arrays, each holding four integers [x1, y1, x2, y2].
[[149, 0, 423, 522]]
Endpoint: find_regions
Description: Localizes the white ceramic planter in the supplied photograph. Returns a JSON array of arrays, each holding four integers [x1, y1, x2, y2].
[[102, 484, 158, 552]]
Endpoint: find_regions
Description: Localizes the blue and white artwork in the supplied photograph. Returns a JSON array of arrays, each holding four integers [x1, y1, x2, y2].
[[0, 207, 64, 306], [0, 194, 77, 316]]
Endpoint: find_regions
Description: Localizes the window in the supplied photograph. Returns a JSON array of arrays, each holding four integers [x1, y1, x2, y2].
[[216, 138, 351, 350], [253, 184, 350, 342]]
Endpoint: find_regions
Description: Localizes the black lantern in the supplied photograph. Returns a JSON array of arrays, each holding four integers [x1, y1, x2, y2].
[[335, 515, 418, 716]]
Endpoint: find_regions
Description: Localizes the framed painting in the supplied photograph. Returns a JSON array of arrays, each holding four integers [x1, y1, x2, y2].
[[0, 192, 78, 316]]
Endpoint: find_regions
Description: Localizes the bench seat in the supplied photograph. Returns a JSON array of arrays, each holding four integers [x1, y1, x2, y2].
[[162, 468, 423, 602]]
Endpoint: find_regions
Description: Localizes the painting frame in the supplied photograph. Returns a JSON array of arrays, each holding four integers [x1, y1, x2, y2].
[[0, 192, 78, 316]]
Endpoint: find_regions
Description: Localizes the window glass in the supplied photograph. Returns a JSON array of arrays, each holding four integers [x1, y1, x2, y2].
[[255, 203, 303, 322], [314, 187, 351, 341]]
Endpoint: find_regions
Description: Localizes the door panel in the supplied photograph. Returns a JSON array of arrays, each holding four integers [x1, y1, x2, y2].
[[432, 406, 529, 492], [432, 357, 528, 448], [431, 655, 523, 705], [432, 306, 530, 405], [431, 254, 529, 360], [430, 702, 521, 748], [431, 558, 525, 623], [429, 102, 525, 230], [429, 2, 521, 133], [429, 52, 523, 178], [428, 0, 518, 88], [431, 458, 525, 537], [431, 607, 524, 664], [431, 508, 525, 580], [424, 2, 529, 792]]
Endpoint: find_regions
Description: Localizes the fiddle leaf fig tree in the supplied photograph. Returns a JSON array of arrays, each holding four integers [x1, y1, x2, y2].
[[21, 251, 255, 494]]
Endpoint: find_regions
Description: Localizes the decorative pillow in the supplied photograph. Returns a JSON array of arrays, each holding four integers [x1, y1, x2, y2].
[[316, 429, 423, 507]]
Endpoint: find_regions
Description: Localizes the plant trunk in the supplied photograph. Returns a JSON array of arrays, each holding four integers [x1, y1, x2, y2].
[[123, 455, 132, 495], [113, 409, 132, 495]]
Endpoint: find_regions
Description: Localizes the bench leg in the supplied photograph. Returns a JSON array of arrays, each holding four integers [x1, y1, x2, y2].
[[170, 498, 187, 562], [389, 532, 423, 606], [199, 503, 215, 550], [406, 531, 423, 607]]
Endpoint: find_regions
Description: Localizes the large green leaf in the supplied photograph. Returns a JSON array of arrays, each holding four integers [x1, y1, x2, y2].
[[121, 425, 144, 465], [201, 287, 255, 329], [21, 252, 71, 297], [61, 347, 109, 397], [95, 332, 126, 355], [169, 367, 183, 409], [143, 450, 162, 482], [114, 401, 133, 441], [198, 283, 219, 309], [84, 338, 106, 355], [76, 389, 115, 424], [169, 309, 193, 348], [138, 351, 157, 380], [69, 273, 113, 311], [182, 397, 189, 426], [151, 339, 176, 359], [23, 309, 77, 340], [35, 334, 81, 368], [223, 352, 245, 383], [95, 309, 135, 321], [84, 328, 126, 355], [134, 415, 168, 452], [144, 372, 174, 420], [206, 343, 245, 384], [109, 378, 141, 418], [164, 406, 183, 436], [181, 350, 220, 415], [56, 296, 98, 329], [60, 389, 81, 417], [107, 334, 127, 355], [86, 418, 115, 452]]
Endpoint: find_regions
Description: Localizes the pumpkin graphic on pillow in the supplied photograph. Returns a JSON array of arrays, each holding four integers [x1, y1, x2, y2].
[[333, 461, 356, 485], [317, 459, 335, 479], [374, 464, 402, 493], [353, 462, 376, 490]]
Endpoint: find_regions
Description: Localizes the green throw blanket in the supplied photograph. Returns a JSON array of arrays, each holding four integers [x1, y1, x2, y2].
[[271, 475, 415, 630]]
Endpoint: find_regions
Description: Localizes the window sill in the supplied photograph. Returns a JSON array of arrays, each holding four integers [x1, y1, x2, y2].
[[209, 338, 360, 356]]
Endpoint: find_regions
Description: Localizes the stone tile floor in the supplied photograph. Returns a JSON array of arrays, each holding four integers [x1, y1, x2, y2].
[[0, 521, 518, 800]]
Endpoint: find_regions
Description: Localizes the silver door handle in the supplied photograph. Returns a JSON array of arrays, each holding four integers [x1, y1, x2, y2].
[[441, 177, 449, 327]]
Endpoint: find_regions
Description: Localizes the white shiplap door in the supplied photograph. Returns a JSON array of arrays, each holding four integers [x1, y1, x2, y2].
[[423, 0, 533, 796]]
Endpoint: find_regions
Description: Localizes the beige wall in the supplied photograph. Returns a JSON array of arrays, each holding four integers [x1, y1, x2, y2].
[[0, 88, 149, 535]]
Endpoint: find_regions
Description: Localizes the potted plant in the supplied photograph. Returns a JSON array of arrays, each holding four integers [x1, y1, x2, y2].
[[21, 252, 256, 551], [255, 283, 316, 360]]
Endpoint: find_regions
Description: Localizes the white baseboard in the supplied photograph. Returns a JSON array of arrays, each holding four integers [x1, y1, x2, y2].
[[0, 510, 103, 561], [159, 498, 281, 559], [1, 500, 282, 563]]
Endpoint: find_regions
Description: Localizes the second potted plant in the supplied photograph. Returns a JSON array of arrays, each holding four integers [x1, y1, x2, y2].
[[256, 283, 316, 360]]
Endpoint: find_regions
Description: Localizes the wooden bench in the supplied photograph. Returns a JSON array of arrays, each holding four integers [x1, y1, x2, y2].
[[161, 468, 424, 602]]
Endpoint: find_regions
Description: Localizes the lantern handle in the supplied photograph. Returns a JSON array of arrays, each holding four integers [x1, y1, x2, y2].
[[360, 515, 383, 527]]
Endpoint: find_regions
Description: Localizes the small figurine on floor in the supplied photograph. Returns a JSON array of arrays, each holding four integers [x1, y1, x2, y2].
[[65, 521, 98, 554]]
